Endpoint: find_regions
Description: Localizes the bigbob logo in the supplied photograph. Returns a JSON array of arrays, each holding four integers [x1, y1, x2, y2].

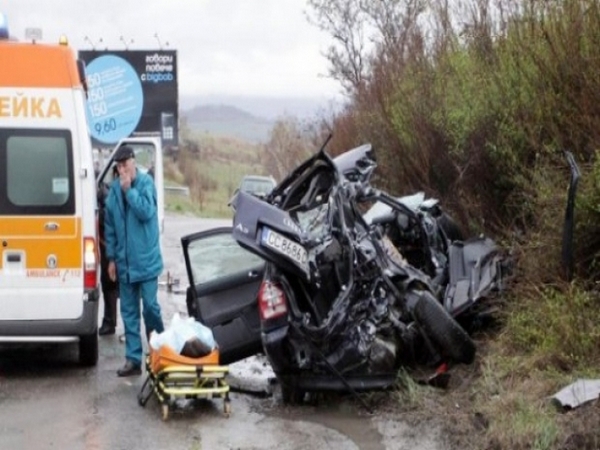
[[78, 49, 179, 148]]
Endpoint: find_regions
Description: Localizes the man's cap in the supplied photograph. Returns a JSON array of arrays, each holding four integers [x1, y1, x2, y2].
[[113, 146, 135, 162]]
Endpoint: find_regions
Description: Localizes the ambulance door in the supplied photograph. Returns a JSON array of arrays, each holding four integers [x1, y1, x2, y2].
[[0, 128, 84, 320]]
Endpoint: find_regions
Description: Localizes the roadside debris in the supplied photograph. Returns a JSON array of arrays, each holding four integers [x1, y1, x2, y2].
[[417, 363, 451, 389], [552, 379, 600, 410]]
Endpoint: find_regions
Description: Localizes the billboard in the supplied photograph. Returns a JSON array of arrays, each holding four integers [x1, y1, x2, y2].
[[78, 50, 178, 150]]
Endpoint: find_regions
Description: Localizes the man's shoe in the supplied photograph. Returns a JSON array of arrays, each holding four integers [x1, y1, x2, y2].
[[98, 322, 116, 336], [117, 360, 141, 377]]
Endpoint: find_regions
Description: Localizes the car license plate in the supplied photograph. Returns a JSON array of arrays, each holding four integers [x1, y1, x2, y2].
[[261, 227, 308, 272]]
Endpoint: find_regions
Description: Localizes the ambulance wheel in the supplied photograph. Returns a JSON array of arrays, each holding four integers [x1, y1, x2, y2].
[[162, 404, 169, 421], [79, 331, 99, 367]]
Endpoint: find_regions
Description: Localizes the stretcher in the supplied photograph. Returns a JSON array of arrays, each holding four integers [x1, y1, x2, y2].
[[137, 345, 231, 420]]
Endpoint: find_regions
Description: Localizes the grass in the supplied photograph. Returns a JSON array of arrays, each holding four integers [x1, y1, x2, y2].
[[164, 135, 270, 218], [438, 161, 600, 449], [394, 368, 431, 410], [381, 216, 600, 450], [165, 187, 235, 219], [471, 357, 562, 450], [165, 192, 204, 216], [416, 281, 600, 450], [505, 285, 600, 368]]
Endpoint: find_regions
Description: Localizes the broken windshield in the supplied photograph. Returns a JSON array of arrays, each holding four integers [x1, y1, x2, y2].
[[293, 201, 330, 242]]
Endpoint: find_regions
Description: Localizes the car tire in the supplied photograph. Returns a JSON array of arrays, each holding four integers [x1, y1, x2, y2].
[[412, 291, 476, 364], [79, 331, 99, 367]]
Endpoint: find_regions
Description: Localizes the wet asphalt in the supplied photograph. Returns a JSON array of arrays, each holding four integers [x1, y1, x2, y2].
[[0, 213, 444, 450]]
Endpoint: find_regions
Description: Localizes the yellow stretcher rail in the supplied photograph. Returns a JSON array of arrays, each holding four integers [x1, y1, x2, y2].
[[137, 345, 231, 420]]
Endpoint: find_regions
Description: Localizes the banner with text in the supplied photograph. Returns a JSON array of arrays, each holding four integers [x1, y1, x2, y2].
[[78, 49, 178, 149]]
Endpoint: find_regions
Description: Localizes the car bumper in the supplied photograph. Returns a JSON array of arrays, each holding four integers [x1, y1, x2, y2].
[[262, 324, 397, 392], [0, 295, 99, 340], [262, 325, 292, 373], [280, 372, 397, 392]]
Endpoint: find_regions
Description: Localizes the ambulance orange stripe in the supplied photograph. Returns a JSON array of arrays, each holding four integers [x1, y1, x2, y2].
[[0, 217, 78, 236], [0, 218, 82, 268], [0, 42, 82, 88], [1, 239, 83, 268]]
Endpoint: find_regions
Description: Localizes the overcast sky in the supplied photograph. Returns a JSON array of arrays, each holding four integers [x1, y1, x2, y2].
[[1, 1, 343, 108]]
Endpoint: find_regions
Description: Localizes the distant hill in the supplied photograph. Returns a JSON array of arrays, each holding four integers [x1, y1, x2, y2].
[[180, 94, 342, 121], [182, 104, 275, 143]]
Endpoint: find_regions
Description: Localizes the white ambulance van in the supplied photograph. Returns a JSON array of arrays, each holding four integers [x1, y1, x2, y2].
[[0, 17, 100, 365]]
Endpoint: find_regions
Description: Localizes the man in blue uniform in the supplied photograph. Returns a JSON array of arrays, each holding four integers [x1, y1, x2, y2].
[[104, 145, 165, 376]]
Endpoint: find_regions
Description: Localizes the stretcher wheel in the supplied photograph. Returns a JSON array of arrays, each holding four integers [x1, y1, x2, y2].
[[223, 399, 231, 417], [162, 404, 169, 421]]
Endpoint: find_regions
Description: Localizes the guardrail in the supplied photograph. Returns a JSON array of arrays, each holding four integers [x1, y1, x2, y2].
[[164, 186, 190, 197]]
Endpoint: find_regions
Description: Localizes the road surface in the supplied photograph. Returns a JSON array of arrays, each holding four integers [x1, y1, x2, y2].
[[0, 212, 445, 450]]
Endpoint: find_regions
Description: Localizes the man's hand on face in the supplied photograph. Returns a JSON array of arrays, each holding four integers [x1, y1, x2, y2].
[[118, 163, 132, 191], [120, 172, 132, 191]]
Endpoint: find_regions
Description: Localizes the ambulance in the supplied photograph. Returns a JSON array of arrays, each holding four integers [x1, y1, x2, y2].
[[0, 16, 100, 365]]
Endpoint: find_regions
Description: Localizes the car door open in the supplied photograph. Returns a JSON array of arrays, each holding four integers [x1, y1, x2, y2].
[[181, 227, 265, 364]]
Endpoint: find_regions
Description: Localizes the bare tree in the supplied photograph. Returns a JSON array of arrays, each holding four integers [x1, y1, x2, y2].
[[364, 0, 426, 63], [307, 0, 432, 97], [262, 117, 315, 181], [306, 0, 370, 94]]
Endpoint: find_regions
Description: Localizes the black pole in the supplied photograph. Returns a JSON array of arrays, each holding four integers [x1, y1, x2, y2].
[[562, 151, 581, 281]]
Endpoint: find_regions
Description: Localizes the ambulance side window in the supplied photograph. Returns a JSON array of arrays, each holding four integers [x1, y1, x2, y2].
[[0, 129, 74, 215]]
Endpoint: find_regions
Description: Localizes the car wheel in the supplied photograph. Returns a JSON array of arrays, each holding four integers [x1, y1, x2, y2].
[[412, 291, 476, 364], [79, 331, 99, 367]]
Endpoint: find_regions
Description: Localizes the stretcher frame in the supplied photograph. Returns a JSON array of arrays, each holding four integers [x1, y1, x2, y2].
[[137, 345, 231, 420]]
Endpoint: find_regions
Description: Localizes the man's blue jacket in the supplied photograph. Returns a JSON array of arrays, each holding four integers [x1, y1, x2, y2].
[[104, 169, 163, 283]]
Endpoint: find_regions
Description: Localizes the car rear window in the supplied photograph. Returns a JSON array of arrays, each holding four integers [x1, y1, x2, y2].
[[187, 233, 264, 286], [240, 178, 275, 195], [0, 129, 75, 215]]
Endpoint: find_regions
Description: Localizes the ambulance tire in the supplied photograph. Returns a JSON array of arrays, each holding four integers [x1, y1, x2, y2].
[[79, 331, 99, 367]]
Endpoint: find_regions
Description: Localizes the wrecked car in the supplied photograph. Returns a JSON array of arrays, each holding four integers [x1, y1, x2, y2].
[[181, 143, 506, 402]]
